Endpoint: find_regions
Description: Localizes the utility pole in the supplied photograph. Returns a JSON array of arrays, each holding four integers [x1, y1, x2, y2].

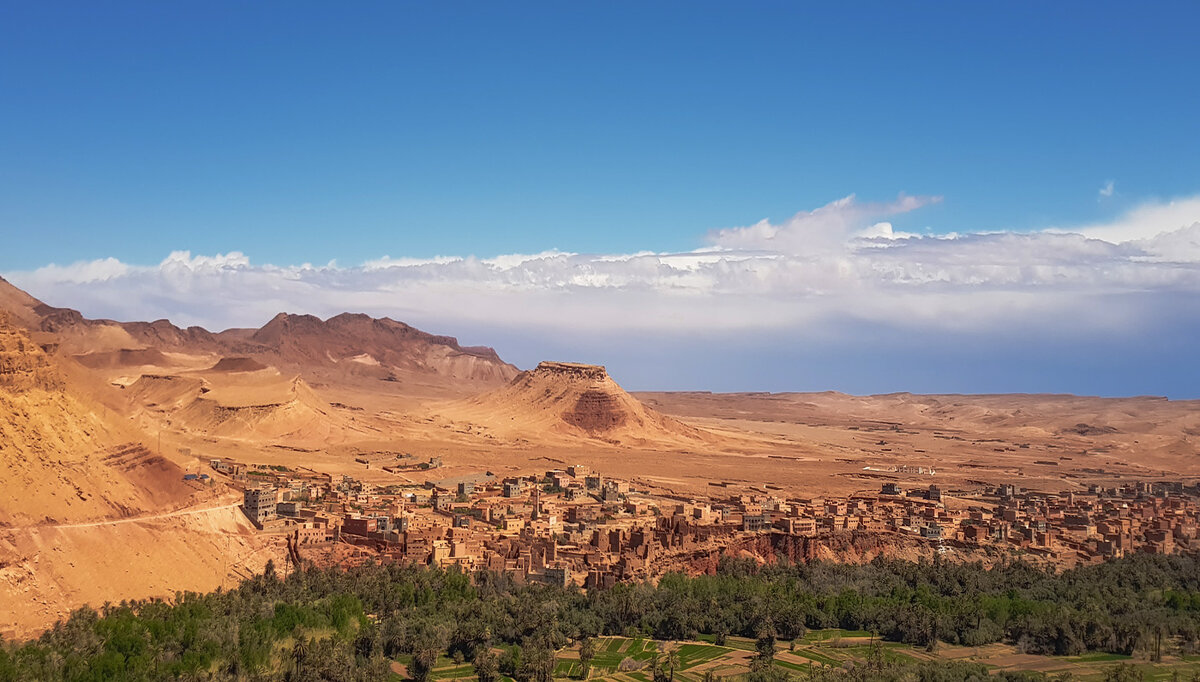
[[221, 534, 230, 591]]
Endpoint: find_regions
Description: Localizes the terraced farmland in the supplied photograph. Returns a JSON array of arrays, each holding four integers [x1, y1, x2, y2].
[[414, 631, 1200, 681]]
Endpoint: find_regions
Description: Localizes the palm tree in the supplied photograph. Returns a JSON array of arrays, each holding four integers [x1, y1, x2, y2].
[[664, 643, 681, 682], [752, 624, 776, 672], [649, 650, 665, 682], [412, 644, 439, 682], [292, 637, 309, 677], [474, 645, 499, 682], [578, 636, 595, 679]]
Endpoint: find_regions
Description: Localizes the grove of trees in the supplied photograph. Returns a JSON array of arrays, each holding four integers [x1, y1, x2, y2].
[[2, 552, 1199, 681]]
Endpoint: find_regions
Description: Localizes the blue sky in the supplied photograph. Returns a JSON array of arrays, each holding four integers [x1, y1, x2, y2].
[[3, 3, 1199, 396]]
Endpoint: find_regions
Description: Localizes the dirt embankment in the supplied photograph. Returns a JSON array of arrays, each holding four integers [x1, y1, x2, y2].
[[682, 532, 997, 575]]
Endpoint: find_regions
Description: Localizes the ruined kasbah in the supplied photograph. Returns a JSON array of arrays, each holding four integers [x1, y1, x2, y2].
[[211, 455, 1200, 586]]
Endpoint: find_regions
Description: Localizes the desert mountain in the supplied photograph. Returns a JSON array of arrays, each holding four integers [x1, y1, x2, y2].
[[0, 276, 225, 355], [0, 292, 277, 638], [439, 361, 715, 446], [0, 276, 45, 331], [0, 276, 518, 394], [0, 312, 199, 526], [228, 312, 518, 385]]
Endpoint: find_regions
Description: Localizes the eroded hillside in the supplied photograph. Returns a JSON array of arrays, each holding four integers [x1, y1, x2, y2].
[[0, 314, 201, 526], [432, 361, 716, 446]]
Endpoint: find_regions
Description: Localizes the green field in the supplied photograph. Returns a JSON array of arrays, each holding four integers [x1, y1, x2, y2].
[[417, 631, 1200, 681], [785, 648, 840, 667], [802, 629, 872, 643], [1067, 652, 1134, 663]]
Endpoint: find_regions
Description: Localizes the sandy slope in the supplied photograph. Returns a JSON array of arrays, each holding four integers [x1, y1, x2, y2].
[[119, 365, 383, 446], [0, 311, 281, 638], [0, 501, 280, 639], [0, 316, 203, 526]]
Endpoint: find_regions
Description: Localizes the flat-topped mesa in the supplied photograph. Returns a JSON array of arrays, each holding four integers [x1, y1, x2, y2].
[[453, 357, 712, 443], [531, 361, 609, 382]]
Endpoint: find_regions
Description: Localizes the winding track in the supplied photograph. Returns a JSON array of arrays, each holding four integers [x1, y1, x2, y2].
[[2, 497, 245, 532]]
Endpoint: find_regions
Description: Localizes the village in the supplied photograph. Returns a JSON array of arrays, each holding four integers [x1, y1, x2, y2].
[[211, 455, 1200, 586]]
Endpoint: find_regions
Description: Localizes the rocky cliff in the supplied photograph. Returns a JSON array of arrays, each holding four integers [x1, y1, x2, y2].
[[0, 313, 63, 393]]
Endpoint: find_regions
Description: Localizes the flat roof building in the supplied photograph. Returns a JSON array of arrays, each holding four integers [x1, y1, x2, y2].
[[243, 488, 276, 527]]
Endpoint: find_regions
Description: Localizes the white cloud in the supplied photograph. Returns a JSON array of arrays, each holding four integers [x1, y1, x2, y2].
[[361, 255, 463, 270], [158, 250, 251, 271], [21, 256, 130, 283], [706, 193, 941, 253], [1065, 195, 1200, 243], [1135, 222, 1200, 263], [1100, 180, 1115, 198], [6, 194, 1200, 347]]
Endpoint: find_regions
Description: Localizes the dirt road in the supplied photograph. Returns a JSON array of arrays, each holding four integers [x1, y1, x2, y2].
[[2, 497, 245, 532]]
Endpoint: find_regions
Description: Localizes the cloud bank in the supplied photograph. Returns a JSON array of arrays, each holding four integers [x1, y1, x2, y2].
[[6, 194, 1200, 395]]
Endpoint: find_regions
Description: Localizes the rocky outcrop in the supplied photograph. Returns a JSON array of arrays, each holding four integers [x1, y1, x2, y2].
[[447, 360, 715, 445], [0, 314, 63, 393], [529, 364, 628, 432], [565, 389, 628, 432], [505, 362, 644, 436], [530, 361, 610, 382], [684, 532, 947, 574]]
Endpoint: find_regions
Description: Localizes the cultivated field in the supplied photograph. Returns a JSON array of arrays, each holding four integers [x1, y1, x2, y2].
[[412, 632, 1200, 682]]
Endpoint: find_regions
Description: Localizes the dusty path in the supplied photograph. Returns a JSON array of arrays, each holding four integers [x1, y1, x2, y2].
[[0, 495, 281, 639], [2, 496, 244, 532]]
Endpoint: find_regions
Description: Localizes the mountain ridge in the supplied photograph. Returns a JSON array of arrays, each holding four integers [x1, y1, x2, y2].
[[0, 277, 518, 388]]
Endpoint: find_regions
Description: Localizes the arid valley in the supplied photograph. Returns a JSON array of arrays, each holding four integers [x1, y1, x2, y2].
[[7, 6, 1200, 679], [3, 274, 1198, 643]]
